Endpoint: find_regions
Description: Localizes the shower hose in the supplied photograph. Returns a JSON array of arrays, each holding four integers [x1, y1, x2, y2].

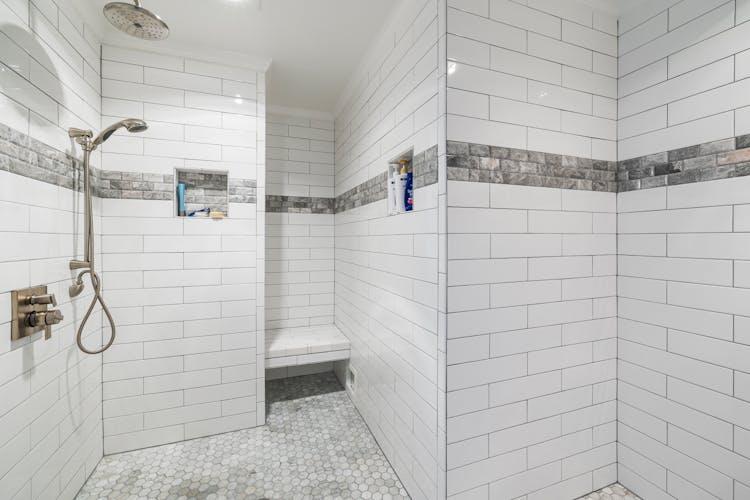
[[75, 148, 117, 355]]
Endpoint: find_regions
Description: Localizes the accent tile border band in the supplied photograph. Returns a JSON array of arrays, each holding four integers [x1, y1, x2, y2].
[[618, 134, 750, 191], [447, 141, 618, 192], [266, 195, 335, 214], [0, 123, 257, 203]]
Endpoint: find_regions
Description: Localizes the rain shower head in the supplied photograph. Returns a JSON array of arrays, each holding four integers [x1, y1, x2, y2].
[[92, 119, 148, 148], [103, 0, 169, 40]]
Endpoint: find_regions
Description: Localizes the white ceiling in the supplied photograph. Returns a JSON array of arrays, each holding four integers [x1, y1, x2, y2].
[[73, 0, 651, 113], [72, 0, 399, 113]]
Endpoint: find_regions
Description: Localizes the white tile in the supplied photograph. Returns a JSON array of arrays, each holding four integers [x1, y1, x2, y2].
[[447, 114, 526, 148], [668, 9, 750, 78], [490, 97, 560, 130], [528, 81, 592, 114], [562, 20, 616, 56], [488, 0, 561, 38], [620, 2, 733, 77], [490, 46, 561, 85], [448, 34, 490, 68], [619, 12, 668, 56], [449, 7, 526, 52], [619, 57, 733, 119], [528, 33, 593, 72], [448, 63, 527, 101]]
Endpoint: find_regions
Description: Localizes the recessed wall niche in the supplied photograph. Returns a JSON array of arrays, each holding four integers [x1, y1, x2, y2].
[[175, 169, 229, 217], [387, 147, 414, 216]]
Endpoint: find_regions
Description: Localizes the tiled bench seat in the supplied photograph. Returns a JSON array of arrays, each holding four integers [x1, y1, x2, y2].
[[265, 324, 350, 369]]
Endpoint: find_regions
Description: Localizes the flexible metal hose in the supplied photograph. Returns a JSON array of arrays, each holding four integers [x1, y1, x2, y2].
[[75, 146, 116, 355], [76, 269, 117, 354]]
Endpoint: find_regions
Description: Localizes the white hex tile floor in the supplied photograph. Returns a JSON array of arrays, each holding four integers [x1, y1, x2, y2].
[[76, 372, 410, 500], [578, 483, 641, 500]]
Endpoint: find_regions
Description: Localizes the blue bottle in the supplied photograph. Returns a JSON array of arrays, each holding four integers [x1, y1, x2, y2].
[[177, 183, 186, 216], [404, 168, 413, 212]]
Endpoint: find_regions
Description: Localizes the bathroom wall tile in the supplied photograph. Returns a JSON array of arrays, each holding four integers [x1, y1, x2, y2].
[[97, 44, 265, 454], [0, 0, 108, 497], [446, 179, 614, 499], [334, 1, 442, 497]]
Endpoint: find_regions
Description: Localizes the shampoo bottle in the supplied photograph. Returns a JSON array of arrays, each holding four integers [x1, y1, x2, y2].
[[388, 165, 398, 215], [396, 160, 408, 213], [404, 163, 413, 212]]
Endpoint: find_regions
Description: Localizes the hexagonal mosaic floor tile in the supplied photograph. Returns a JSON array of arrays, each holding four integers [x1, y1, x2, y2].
[[578, 483, 641, 500], [77, 372, 410, 500]]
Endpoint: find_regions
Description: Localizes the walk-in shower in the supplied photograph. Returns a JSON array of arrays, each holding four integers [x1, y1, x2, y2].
[[68, 119, 148, 354]]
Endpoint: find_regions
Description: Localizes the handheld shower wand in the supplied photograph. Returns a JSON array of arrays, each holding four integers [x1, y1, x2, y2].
[[69, 119, 148, 354]]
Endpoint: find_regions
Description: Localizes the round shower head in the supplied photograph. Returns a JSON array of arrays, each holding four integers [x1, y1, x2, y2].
[[103, 1, 169, 40], [92, 119, 149, 148]]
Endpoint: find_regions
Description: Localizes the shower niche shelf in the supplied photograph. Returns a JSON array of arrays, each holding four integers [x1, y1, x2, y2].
[[386, 147, 414, 216], [175, 168, 229, 218]]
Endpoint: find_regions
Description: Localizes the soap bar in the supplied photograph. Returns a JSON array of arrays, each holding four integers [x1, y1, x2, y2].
[[210, 211, 225, 219]]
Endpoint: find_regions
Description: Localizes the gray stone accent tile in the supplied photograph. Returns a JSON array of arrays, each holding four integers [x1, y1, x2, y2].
[[447, 141, 618, 192], [266, 195, 334, 214], [0, 122, 81, 190], [618, 135, 750, 192], [0, 123, 258, 206]]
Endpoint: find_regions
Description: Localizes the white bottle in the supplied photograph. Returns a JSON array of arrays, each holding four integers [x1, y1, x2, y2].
[[388, 165, 398, 215], [396, 161, 408, 213]]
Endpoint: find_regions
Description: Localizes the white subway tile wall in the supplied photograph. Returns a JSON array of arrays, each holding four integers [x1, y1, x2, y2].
[[0, 0, 101, 152], [616, 176, 750, 499], [446, 181, 617, 499], [618, 1, 749, 160], [447, 0, 618, 161], [333, 0, 442, 498], [0, 0, 105, 498], [445, 1, 618, 498], [99, 46, 266, 454], [265, 113, 335, 329]]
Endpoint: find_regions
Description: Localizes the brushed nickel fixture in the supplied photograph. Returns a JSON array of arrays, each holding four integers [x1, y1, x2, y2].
[[11, 285, 63, 341], [104, 0, 169, 40], [69, 119, 148, 354], [103, 0, 170, 40]]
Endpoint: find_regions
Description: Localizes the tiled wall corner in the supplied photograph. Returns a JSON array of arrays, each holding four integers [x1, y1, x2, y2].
[[334, 0, 443, 498]]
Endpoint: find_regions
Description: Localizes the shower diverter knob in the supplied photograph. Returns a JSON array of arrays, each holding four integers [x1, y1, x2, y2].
[[26, 309, 64, 328]]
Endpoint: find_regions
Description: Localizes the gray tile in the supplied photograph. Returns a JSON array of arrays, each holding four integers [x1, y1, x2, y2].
[[77, 373, 410, 500], [578, 483, 641, 500]]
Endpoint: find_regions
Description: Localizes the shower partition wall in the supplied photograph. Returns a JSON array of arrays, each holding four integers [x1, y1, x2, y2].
[[96, 45, 268, 454]]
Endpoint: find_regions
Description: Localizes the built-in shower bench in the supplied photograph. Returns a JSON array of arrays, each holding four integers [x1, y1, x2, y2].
[[265, 324, 350, 368]]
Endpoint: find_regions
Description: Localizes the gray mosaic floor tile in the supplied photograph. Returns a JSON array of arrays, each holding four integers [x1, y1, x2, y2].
[[77, 373, 410, 500], [578, 483, 641, 500]]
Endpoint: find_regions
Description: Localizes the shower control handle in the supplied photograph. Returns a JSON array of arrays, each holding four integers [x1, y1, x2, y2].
[[28, 293, 57, 307], [29, 309, 63, 340]]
